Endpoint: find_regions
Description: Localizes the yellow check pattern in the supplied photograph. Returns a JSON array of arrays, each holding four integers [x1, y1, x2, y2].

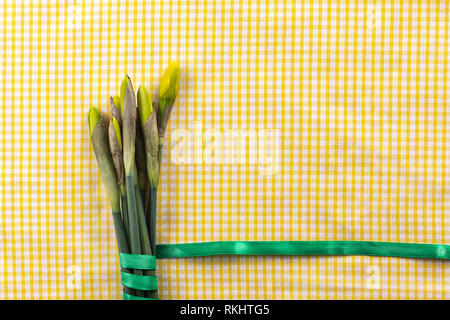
[[0, 0, 448, 300]]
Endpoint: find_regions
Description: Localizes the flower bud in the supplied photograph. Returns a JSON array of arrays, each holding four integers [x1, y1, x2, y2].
[[88, 107, 101, 137], [110, 96, 122, 127], [158, 61, 180, 137], [120, 77, 128, 111], [139, 98, 160, 187], [137, 85, 153, 127], [109, 116, 125, 195], [88, 109, 120, 212], [159, 61, 180, 114], [113, 95, 121, 114], [122, 76, 137, 174], [112, 117, 122, 150]]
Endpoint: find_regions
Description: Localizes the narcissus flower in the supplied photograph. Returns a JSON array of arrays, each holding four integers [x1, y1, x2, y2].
[[121, 76, 150, 260], [88, 107, 129, 255], [111, 96, 122, 126], [112, 117, 122, 149], [109, 114, 125, 194], [120, 78, 128, 112], [137, 85, 159, 188], [88, 107, 120, 214], [122, 76, 136, 175], [136, 85, 153, 187], [88, 69, 182, 299], [137, 85, 154, 127], [135, 117, 148, 191], [113, 95, 121, 113], [88, 107, 101, 138], [158, 61, 180, 137]]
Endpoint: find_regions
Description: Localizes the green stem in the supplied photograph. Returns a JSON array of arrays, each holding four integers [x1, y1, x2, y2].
[[144, 185, 151, 223], [135, 184, 156, 298], [140, 138, 163, 300], [151, 139, 163, 258], [125, 173, 145, 297], [157, 139, 163, 170], [140, 187, 146, 206], [111, 210, 129, 254], [149, 187, 158, 255], [135, 185, 152, 255], [111, 209, 134, 296], [125, 174, 141, 254], [120, 195, 130, 243]]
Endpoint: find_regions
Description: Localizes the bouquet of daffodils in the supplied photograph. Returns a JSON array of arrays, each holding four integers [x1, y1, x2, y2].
[[88, 62, 180, 300]]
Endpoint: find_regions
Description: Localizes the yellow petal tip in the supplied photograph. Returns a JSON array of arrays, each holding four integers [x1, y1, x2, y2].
[[137, 85, 153, 126], [88, 107, 101, 137]]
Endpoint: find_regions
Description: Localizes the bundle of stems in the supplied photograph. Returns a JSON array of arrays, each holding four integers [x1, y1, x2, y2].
[[88, 62, 180, 298]]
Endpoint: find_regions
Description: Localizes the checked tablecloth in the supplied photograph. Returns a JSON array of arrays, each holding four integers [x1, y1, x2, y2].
[[0, 0, 448, 299]]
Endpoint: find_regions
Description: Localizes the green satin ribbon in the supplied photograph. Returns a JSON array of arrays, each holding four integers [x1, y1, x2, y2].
[[119, 253, 158, 300], [121, 271, 158, 291], [155, 241, 450, 260], [119, 252, 156, 270], [118, 241, 449, 299], [123, 292, 158, 300]]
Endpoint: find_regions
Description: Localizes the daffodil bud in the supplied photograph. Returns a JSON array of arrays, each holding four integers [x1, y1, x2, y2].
[[135, 115, 148, 189], [88, 107, 120, 212], [136, 86, 153, 188], [136, 85, 159, 187], [137, 85, 153, 127], [122, 76, 137, 174], [113, 95, 121, 114], [158, 61, 180, 137], [88, 107, 101, 138], [109, 97, 122, 127], [109, 116, 125, 195], [120, 77, 128, 112], [112, 117, 122, 150]]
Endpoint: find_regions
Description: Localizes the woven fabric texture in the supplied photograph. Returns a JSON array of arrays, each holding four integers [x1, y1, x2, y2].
[[0, 0, 448, 299]]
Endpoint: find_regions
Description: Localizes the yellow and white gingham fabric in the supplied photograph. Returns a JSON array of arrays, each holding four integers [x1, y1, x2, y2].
[[0, 0, 448, 299]]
